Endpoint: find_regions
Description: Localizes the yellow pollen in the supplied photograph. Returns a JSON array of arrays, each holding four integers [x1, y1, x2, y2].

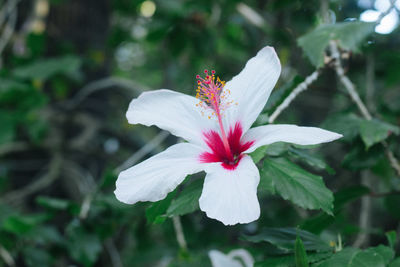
[[194, 70, 236, 120]]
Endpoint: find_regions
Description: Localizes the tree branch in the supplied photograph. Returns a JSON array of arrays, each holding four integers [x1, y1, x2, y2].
[[376, 0, 397, 24], [105, 239, 123, 267], [329, 41, 400, 176], [329, 41, 372, 120], [65, 77, 150, 109], [268, 70, 320, 123], [0, 142, 29, 157], [0, 5, 16, 56], [1, 152, 62, 205]]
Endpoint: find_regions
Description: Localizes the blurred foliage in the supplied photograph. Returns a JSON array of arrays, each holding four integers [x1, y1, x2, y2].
[[0, 0, 400, 266]]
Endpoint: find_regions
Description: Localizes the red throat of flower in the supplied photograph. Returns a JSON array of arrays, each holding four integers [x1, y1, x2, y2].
[[196, 70, 252, 170], [200, 122, 254, 170]]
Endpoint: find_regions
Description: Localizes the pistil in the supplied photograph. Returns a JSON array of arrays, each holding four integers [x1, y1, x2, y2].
[[216, 106, 232, 159], [195, 70, 232, 158]]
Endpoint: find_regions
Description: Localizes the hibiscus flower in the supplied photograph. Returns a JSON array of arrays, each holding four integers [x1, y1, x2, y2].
[[115, 46, 342, 225]]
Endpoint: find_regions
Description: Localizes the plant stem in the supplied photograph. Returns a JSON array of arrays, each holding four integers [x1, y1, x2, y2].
[[172, 216, 187, 251]]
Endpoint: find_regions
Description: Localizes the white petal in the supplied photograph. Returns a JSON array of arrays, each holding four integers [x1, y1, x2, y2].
[[199, 156, 260, 225], [243, 124, 343, 153], [223, 46, 281, 132], [126, 89, 217, 146], [115, 143, 204, 204], [209, 250, 243, 267]]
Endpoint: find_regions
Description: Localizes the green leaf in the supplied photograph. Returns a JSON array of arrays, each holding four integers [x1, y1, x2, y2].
[[315, 246, 393, 267], [36, 196, 70, 210], [66, 220, 102, 267], [0, 112, 17, 145], [386, 231, 397, 249], [313, 247, 360, 267], [389, 257, 400, 267], [266, 142, 291, 156], [366, 245, 394, 265], [321, 113, 362, 142], [255, 257, 296, 267], [302, 186, 370, 234], [0, 78, 30, 93], [25, 225, 64, 245], [145, 190, 176, 224], [343, 143, 384, 170], [242, 227, 330, 252], [298, 22, 375, 67], [359, 119, 400, 148], [295, 235, 309, 267], [255, 252, 332, 267], [349, 246, 392, 267], [288, 147, 334, 174], [250, 145, 269, 163], [2, 213, 49, 235], [166, 178, 202, 217], [261, 158, 334, 215], [250, 143, 290, 164], [22, 247, 53, 267], [26, 117, 48, 143], [13, 55, 82, 81]]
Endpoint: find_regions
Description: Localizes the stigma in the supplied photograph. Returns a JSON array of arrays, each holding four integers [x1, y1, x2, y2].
[[195, 69, 235, 120]]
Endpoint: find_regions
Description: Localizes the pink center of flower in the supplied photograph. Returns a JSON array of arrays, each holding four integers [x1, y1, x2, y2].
[[195, 70, 251, 170], [200, 122, 254, 170]]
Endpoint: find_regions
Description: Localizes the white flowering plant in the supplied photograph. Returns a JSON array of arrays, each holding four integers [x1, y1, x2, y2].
[[1, 0, 400, 266]]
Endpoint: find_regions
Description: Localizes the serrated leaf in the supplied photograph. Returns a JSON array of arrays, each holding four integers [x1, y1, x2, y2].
[[298, 22, 375, 67], [242, 227, 330, 252], [166, 178, 202, 217], [288, 147, 334, 174], [295, 235, 309, 267], [359, 119, 400, 148], [261, 158, 333, 215]]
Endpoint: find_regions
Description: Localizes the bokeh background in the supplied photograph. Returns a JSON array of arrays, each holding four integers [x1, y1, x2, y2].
[[1, 0, 400, 266]]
